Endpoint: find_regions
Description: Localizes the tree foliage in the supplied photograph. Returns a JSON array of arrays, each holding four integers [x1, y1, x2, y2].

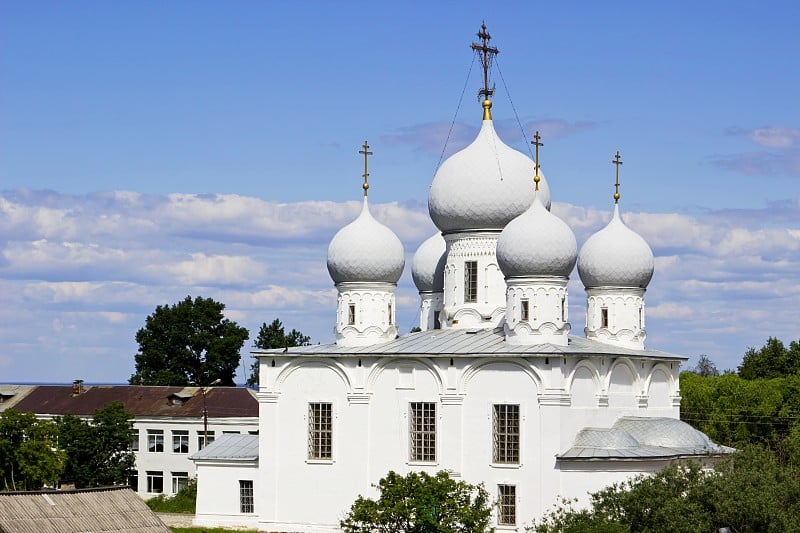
[[340, 470, 493, 533], [58, 401, 135, 488], [0, 410, 64, 491], [130, 295, 249, 386], [146, 477, 197, 513], [247, 318, 310, 387], [691, 354, 720, 377], [738, 336, 800, 380], [532, 443, 800, 533]]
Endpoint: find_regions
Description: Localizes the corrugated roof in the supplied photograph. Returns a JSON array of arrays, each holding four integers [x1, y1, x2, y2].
[[190, 433, 259, 461], [0, 486, 171, 532], [558, 416, 736, 461], [7, 385, 257, 418], [255, 328, 686, 360], [0, 385, 36, 412]]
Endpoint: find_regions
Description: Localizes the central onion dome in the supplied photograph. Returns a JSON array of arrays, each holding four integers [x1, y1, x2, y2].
[[411, 232, 446, 292], [327, 197, 405, 284], [428, 114, 551, 233], [577, 204, 654, 289], [497, 192, 577, 278]]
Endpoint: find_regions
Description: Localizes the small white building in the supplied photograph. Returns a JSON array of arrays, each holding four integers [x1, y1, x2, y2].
[[3, 383, 258, 498], [192, 25, 732, 532]]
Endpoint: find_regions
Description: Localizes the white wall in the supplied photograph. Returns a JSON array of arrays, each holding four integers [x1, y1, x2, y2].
[[194, 459, 259, 529]]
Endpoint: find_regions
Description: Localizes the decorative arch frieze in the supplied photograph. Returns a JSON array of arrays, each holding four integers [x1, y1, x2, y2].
[[275, 359, 353, 395], [365, 357, 446, 395], [459, 358, 544, 396]]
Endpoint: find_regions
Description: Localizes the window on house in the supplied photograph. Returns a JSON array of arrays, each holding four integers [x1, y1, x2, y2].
[[433, 310, 441, 329], [171, 472, 188, 494], [409, 402, 436, 462], [464, 261, 478, 303], [308, 402, 333, 460], [131, 429, 139, 452], [197, 430, 215, 450], [348, 303, 356, 325], [498, 484, 516, 525], [147, 430, 164, 453], [128, 472, 138, 492], [172, 431, 189, 453], [601, 307, 609, 328], [239, 480, 254, 513], [493, 404, 520, 464], [520, 299, 529, 322], [146, 471, 163, 493]]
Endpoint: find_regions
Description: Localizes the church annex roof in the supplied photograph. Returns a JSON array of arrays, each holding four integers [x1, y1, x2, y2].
[[191, 433, 259, 461], [255, 328, 685, 360]]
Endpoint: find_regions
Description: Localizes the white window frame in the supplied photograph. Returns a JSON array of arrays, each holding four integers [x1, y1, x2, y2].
[[146, 470, 163, 494], [171, 472, 188, 494], [409, 402, 436, 463], [197, 430, 215, 450], [131, 429, 139, 452], [307, 402, 333, 461], [147, 430, 164, 453], [172, 430, 189, 454]]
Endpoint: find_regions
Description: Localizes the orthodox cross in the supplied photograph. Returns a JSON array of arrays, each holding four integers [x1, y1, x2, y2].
[[531, 131, 543, 190], [471, 22, 499, 100], [359, 141, 373, 196], [612, 151, 623, 203]]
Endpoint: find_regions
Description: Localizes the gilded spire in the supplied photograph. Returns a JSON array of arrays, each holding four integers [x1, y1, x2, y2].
[[359, 141, 373, 197], [471, 22, 499, 120], [531, 131, 543, 191], [612, 151, 623, 203]]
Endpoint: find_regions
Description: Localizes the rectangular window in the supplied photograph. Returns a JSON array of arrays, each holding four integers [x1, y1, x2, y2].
[[409, 402, 436, 462], [172, 430, 189, 453], [520, 300, 529, 322], [128, 472, 138, 492], [348, 303, 356, 325], [433, 310, 441, 330], [198, 430, 215, 450], [308, 402, 333, 460], [498, 485, 516, 525], [601, 307, 609, 328], [147, 430, 164, 453], [464, 261, 478, 303], [388, 303, 393, 325], [222, 430, 240, 434], [561, 296, 566, 322], [171, 472, 188, 494], [146, 471, 163, 494], [131, 429, 139, 452], [493, 404, 520, 464], [239, 480, 254, 513]]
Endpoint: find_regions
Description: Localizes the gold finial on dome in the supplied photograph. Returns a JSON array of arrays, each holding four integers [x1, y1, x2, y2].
[[612, 150, 623, 203], [531, 130, 543, 191], [471, 22, 499, 120], [359, 141, 373, 197]]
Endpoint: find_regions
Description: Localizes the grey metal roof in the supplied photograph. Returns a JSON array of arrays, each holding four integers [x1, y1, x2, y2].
[[558, 416, 736, 461], [255, 328, 685, 360], [190, 433, 259, 462]]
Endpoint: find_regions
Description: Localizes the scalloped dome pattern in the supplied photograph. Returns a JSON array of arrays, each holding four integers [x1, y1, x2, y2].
[[327, 198, 405, 284], [497, 193, 578, 278], [577, 205, 654, 289], [412, 232, 446, 293], [428, 120, 551, 233]]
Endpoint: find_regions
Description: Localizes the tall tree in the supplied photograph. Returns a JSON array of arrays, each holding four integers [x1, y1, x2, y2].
[[247, 318, 310, 387], [738, 337, 800, 380], [0, 410, 64, 491], [58, 402, 135, 488], [130, 295, 249, 386], [340, 470, 493, 533], [692, 354, 720, 377]]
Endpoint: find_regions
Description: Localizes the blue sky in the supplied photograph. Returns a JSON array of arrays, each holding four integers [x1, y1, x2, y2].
[[1, 1, 798, 382]]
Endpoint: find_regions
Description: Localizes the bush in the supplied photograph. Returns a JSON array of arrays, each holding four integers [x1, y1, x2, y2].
[[146, 478, 197, 514]]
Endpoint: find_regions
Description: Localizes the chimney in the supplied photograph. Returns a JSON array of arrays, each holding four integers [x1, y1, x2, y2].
[[72, 379, 84, 395]]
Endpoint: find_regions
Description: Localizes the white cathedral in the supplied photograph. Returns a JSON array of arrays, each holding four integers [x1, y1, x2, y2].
[[191, 25, 732, 532]]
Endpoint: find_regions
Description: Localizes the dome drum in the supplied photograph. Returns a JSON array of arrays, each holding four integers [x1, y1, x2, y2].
[[503, 277, 570, 346]]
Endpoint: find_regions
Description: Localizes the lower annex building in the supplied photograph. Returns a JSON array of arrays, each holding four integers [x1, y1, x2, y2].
[[191, 24, 732, 532]]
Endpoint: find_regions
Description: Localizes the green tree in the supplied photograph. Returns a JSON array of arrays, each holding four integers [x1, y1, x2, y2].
[[247, 318, 310, 387], [692, 354, 720, 377], [0, 410, 64, 491], [738, 337, 800, 379], [130, 295, 249, 386], [340, 470, 493, 533], [58, 401, 135, 488]]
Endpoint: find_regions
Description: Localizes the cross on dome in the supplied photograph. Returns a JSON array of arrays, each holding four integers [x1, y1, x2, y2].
[[531, 131, 543, 190], [612, 150, 623, 203], [359, 141, 373, 196], [471, 22, 499, 120]]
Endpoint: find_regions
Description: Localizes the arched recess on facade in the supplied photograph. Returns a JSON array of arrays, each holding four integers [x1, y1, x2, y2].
[[365, 357, 446, 395], [567, 360, 603, 406], [275, 358, 352, 395], [605, 358, 642, 394], [645, 363, 676, 407], [459, 358, 544, 397]]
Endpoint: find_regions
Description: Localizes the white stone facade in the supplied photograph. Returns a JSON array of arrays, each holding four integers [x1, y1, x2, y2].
[[584, 288, 647, 349], [334, 282, 398, 347]]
